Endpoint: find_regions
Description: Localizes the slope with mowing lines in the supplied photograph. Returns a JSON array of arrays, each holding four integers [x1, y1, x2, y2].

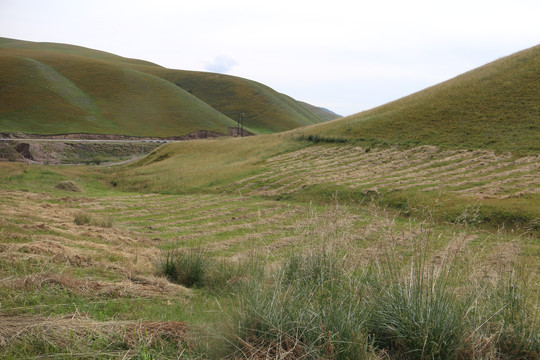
[[230, 145, 539, 200], [226, 144, 539, 227]]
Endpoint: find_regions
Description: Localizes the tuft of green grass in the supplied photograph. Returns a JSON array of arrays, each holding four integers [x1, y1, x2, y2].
[[157, 248, 263, 291], [367, 254, 471, 359], [231, 250, 374, 359], [157, 249, 212, 288]]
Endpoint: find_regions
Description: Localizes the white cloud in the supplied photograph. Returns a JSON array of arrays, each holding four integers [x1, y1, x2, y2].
[[203, 55, 238, 74]]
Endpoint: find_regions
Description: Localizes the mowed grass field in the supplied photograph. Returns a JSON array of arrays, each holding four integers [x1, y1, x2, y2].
[[1, 44, 539, 358], [111, 136, 540, 234], [0, 143, 538, 358]]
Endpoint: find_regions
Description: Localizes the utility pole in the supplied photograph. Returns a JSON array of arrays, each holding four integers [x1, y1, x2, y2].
[[240, 110, 245, 137], [225, 110, 246, 137], [237, 111, 241, 136]]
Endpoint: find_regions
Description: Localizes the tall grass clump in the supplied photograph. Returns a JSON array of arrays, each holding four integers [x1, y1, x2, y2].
[[157, 249, 264, 291], [157, 249, 212, 288], [366, 253, 471, 360], [228, 238, 540, 359], [489, 269, 539, 359], [231, 250, 375, 359]]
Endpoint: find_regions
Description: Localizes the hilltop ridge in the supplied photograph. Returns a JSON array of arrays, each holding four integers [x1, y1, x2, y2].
[[297, 44, 540, 154]]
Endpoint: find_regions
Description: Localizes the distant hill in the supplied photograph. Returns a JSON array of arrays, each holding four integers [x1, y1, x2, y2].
[[298, 102, 342, 122], [0, 38, 331, 137], [298, 45, 540, 154], [132, 66, 330, 133]]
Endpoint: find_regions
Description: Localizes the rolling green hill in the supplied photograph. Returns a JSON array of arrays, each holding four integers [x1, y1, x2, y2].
[[0, 37, 330, 136], [297, 45, 540, 154]]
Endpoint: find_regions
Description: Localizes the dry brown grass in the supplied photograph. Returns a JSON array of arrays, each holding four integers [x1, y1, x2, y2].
[[0, 272, 189, 299], [0, 314, 188, 354]]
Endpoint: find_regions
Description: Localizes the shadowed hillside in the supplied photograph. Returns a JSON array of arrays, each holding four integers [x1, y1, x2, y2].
[[0, 38, 331, 136], [297, 45, 540, 154]]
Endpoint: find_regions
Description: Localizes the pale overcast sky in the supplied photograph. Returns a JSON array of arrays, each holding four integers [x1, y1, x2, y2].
[[1, 0, 539, 116]]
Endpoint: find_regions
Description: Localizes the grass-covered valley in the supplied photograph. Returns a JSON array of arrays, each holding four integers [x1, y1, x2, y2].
[[0, 41, 539, 359]]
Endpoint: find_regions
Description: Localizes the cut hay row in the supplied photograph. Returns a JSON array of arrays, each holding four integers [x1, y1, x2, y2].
[[229, 145, 539, 200], [0, 314, 188, 356]]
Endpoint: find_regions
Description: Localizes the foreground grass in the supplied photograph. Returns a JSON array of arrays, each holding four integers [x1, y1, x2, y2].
[[229, 247, 538, 359], [1, 160, 538, 358]]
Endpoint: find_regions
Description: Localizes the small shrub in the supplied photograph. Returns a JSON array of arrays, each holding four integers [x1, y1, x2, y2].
[[55, 180, 83, 192], [295, 134, 348, 144], [74, 211, 91, 225], [157, 249, 212, 288]]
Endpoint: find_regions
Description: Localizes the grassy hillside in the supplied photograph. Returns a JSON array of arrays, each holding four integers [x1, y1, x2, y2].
[[0, 38, 330, 136], [131, 66, 329, 133], [297, 45, 540, 154], [0, 48, 240, 136], [112, 45, 540, 231]]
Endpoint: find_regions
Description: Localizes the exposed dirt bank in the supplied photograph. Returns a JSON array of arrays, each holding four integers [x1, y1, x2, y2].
[[0, 129, 226, 141], [0, 140, 161, 165], [0, 127, 254, 141]]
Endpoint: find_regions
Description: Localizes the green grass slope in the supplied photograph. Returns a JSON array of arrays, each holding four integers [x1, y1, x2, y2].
[[0, 49, 238, 136], [0, 38, 330, 136], [298, 45, 540, 154], [131, 66, 330, 133]]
